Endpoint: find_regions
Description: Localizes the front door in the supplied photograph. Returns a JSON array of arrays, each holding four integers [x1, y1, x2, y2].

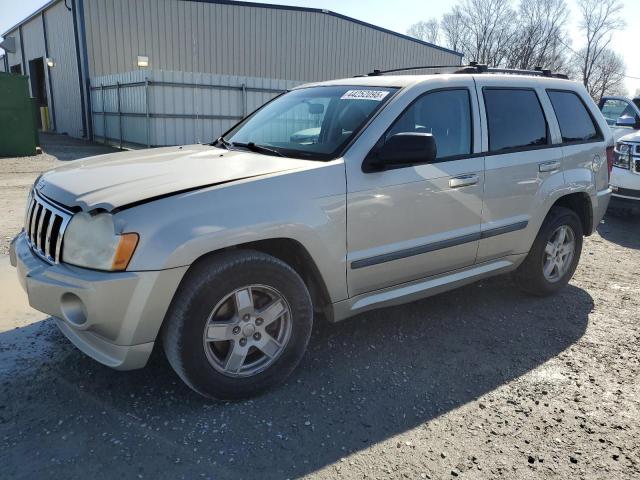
[[345, 80, 484, 296]]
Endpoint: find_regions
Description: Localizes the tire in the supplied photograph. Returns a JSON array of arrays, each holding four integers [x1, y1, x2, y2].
[[161, 250, 313, 400], [515, 206, 583, 296]]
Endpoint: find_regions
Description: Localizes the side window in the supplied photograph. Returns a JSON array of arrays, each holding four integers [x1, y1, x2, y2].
[[548, 91, 601, 143], [386, 89, 472, 159], [600, 98, 634, 126], [483, 89, 548, 153]]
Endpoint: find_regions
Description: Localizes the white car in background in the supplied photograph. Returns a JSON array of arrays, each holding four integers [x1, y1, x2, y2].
[[611, 130, 640, 215], [598, 97, 640, 214], [599, 96, 640, 140]]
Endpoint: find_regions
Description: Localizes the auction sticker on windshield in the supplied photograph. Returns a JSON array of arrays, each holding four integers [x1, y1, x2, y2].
[[341, 90, 390, 101]]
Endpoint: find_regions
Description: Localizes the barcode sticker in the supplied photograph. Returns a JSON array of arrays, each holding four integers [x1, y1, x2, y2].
[[340, 90, 389, 101]]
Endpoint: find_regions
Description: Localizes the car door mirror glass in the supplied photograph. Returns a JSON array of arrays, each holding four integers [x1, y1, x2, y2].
[[616, 115, 638, 128]]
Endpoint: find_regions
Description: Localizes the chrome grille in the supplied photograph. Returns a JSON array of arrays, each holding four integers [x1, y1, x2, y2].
[[24, 190, 73, 264]]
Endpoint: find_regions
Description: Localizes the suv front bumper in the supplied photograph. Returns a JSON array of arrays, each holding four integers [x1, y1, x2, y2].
[[9, 232, 187, 370]]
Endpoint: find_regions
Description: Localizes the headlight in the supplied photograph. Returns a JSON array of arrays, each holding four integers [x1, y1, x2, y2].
[[614, 143, 630, 169], [63, 212, 139, 271]]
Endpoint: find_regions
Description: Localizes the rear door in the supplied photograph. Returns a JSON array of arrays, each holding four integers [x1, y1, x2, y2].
[[473, 79, 565, 263], [548, 89, 608, 198]]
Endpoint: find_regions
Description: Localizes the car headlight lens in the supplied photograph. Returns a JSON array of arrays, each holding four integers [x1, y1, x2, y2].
[[63, 212, 139, 271], [614, 143, 630, 169]]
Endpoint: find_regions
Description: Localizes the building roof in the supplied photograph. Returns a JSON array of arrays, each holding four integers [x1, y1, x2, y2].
[[2, 0, 462, 57], [2, 0, 60, 37]]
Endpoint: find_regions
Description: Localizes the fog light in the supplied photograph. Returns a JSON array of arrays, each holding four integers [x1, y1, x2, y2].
[[60, 292, 87, 326]]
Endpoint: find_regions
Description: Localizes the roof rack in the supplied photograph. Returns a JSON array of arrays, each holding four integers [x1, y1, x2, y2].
[[357, 65, 464, 77], [359, 62, 569, 80]]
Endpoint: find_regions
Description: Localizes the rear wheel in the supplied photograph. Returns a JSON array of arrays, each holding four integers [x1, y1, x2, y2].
[[515, 207, 583, 296], [162, 250, 313, 400]]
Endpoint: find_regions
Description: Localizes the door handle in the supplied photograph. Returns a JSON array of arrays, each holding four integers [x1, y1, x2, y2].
[[539, 161, 561, 172], [449, 174, 479, 188]]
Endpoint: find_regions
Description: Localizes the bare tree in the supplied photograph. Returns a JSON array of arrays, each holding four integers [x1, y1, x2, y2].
[[407, 19, 440, 44], [576, 0, 625, 88], [440, 0, 517, 66], [578, 48, 627, 100], [440, 6, 467, 54], [507, 0, 572, 71]]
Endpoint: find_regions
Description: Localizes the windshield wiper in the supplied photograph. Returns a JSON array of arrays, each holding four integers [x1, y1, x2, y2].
[[231, 141, 287, 157], [211, 137, 232, 149]]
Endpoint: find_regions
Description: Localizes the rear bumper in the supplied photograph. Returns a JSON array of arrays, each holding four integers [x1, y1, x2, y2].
[[10, 232, 188, 370], [592, 188, 611, 231]]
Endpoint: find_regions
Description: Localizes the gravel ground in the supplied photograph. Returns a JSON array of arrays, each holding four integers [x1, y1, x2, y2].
[[0, 135, 638, 479]]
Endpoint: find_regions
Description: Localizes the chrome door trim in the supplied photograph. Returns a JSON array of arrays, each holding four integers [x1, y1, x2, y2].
[[539, 160, 561, 172], [449, 174, 480, 188]]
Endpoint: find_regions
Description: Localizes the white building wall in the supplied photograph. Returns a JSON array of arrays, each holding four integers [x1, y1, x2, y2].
[[90, 69, 299, 147], [83, 0, 462, 80], [2, 0, 84, 138], [45, 1, 84, 137]]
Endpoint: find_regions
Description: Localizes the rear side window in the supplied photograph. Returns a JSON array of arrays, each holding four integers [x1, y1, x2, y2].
[[547, 90, 601, 143], [484, 89, 548, 153]]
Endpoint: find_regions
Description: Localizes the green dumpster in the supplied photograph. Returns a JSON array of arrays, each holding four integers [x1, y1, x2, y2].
[[0, 72, 39, 156]]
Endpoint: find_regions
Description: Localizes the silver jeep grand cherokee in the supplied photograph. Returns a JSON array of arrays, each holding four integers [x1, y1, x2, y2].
[[10, 69, 612, 399]]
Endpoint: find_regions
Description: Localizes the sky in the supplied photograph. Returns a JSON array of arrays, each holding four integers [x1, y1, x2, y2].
[[1, 0, 639, 95]]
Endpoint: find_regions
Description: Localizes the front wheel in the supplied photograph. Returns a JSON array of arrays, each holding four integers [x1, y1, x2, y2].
[[515, 206, 583, 296], [162, 250, 313, 400]]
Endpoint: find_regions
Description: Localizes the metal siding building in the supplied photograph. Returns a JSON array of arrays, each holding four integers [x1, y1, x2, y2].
[[2, 0, 462, 146]]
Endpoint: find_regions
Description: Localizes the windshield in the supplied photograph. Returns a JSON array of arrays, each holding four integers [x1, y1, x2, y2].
[[222, 86, 397, 160]]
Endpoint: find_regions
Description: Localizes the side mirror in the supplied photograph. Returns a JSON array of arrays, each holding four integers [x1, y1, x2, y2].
[[364, 132, 437, 172], [616, 115, 638, 128]]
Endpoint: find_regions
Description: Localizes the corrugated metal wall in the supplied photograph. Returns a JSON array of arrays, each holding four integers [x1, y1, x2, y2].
[[90, 69, 299, 147], [5, 28, 23, 72], [83, 0, 461, 80], [4, 0, 460, 143], [21, 17, 45, 67], [2, 0, 84, 138], [45, 1, 84, 137]]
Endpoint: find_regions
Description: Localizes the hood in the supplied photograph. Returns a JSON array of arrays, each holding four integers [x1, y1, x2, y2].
[[38, 145, 317, 211], [617, 130, 640, 143]]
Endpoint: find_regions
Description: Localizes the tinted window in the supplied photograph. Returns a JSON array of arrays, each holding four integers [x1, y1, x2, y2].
[[484, 89, 548, 152], [386, 89, 472, 159], [548, 91, 600, 143]]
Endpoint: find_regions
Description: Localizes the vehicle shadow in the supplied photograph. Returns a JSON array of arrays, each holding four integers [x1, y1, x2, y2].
[[39, 133, 119, 161], [597, 212, 640, 250], [0, 276, 592, 479]]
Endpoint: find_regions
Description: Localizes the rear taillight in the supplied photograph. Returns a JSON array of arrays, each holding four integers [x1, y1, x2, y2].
[[606, 146, 614, 181]]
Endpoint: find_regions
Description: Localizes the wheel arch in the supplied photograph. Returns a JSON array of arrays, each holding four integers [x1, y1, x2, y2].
[[182, 238, 334, 322], [550, 192, 593, 236]]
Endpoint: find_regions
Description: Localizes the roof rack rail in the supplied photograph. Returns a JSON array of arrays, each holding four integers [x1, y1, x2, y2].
[[359, 62, 569, 80], [356, 64, 466, 77]]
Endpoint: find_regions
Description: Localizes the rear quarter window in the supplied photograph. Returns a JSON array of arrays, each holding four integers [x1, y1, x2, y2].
[[547, 90, 601, 143], [483, 88, 548, 153]]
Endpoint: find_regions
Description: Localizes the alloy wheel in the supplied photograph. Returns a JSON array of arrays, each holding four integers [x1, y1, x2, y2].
[[202, 285, 292, 377]]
